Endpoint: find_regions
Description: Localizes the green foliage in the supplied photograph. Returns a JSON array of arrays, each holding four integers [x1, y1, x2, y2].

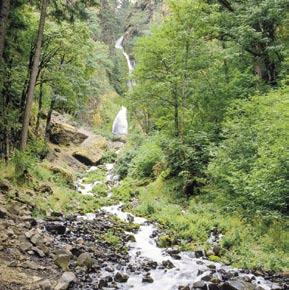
[[115, 146, 138, 179], [161, 132, 211, 194], [129, 135, 164, 178], [103, 230, 121, 247], [129, 176, 289, 271], [92, 182, 107, 196], [83, 168, 106, 183], [208, 87, 289, 215]]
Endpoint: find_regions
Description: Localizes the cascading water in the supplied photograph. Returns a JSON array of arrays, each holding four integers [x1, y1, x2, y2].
[[75, 162, 281, 290], [112, 36, 133, 137], [112, 106, 128, 137]]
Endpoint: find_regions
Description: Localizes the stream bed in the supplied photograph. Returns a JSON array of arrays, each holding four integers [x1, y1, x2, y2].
[[73, 163, 285, 290]]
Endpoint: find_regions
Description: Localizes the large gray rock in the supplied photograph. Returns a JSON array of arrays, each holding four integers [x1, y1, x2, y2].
[[221, 278, 255, 290], [55, 272, 76, 290], [49, 122, 88, 146]]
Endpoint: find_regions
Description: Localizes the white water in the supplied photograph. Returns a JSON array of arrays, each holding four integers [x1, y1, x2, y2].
[[115, 36, 135, 73], [76, 163, 277, 290], [112, 106, 128, 136]]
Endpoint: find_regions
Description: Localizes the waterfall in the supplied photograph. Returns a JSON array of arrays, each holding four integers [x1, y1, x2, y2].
[[112, 106, 128, 136], [115, 36, 135, 73], [112, 35, 135, 137]]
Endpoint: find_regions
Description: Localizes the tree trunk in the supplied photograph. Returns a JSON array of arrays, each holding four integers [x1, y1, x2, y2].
[[35, 73, 44, 134], [174, 96, 179, 138], [0, 0, 10, 60], [45, 93, 56, 140], [20, 0, 49, 150]]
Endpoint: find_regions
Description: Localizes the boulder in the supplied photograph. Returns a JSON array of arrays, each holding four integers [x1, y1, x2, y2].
[[49, 122, 88, 146], [114, 272, 129, 283], [221, 278, 255, 290], [55, 272, 76, 290], [162, 260, 175, 269], [72, 136, 107, 166], [193, 280, 207, 290], [77, 252, 93, 268], [45, 223, 66, 235]]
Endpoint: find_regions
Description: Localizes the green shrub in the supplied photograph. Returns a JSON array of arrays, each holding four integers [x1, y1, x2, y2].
[[114, 147, 138, 179], [160, 132, 211, 195], [129, 135, 164, 178], [208, 87, 289, 216]]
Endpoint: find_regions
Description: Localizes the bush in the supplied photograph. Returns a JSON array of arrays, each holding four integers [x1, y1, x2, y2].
[[114, 147, 138, 179], [208, 87, 289, 216], [160, 132, 211, 195], [129, 135, 164, 178]]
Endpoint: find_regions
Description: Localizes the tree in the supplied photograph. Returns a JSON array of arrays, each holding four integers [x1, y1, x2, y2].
[[0, 0, 10, 60], [20, 0, 49, 150]]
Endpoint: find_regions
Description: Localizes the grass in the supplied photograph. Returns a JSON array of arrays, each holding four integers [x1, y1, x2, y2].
[[114, 175, 289, 272], [82, 168, 106, 183]]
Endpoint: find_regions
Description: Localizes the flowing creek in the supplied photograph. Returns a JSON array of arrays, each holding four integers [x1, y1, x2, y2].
[[75, 162, 282, 290]]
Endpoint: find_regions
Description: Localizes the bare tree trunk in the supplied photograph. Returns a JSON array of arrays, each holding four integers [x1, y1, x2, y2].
[[35, 73, 44, 134], [45, 93, 56, 140], [0, 0, 10, 60], [174, 96, 179, 138], [20, 0, 49, 150]]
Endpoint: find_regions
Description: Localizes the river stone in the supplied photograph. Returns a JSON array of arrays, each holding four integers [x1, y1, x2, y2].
[[55, 272, 76, 290], [162, 260, 175, 269], [221, 278, 255, 290], [54, 253, 71, 270], [193, 280, 207, 289], [77, 252, 93, 268], [45, 223, 66, 235], [195, 250, 205, 258], [142, 275, 154, 283], [178, 285, 190, 290], [114, 272, 129, 283]]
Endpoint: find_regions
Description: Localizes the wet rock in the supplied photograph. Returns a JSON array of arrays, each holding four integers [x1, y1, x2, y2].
[[178, 285, 190, 290], [162, 259, 175, 269], [208, 264, 217, 270], [193, 280, 207, 289], [208, 283, 221, 290], [202, 274, 214, 282], [77, 252, 93, 268], [195, 250, 205, 258], [45, 222, 66, 235], [114, 272, 128, 283], [55, 271, 76, 290], [142, 273, 154, 283], [221, 278, 255, 290]]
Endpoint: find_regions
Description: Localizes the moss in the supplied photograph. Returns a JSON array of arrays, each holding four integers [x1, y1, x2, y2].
[[208, 255, 221, 262]]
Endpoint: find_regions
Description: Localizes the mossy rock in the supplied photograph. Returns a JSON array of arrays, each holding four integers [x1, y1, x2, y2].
[[208, 255, 221, 262]]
